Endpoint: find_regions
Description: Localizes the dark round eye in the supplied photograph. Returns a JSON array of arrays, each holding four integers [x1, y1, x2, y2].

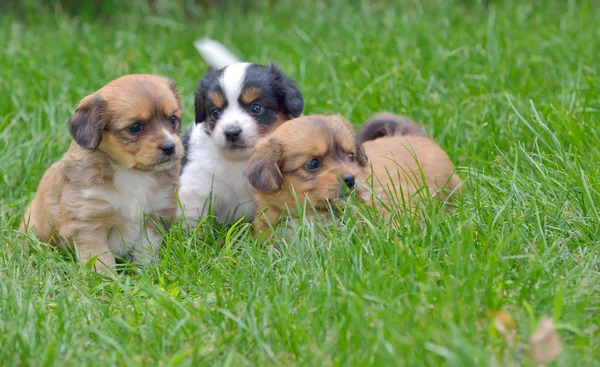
[[211, 108, 222, 120], [305, 158, 321, 172], [250, 103, 263, 115], [349, 153, 355, 162], [170, 115, 178, 127], [127, 122, 143, 134]]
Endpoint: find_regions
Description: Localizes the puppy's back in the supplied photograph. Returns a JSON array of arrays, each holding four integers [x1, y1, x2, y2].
[[357, 113, 426, 143], [359, 113, 461, 211]]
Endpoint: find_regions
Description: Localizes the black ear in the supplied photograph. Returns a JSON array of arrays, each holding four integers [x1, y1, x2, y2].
[[194, 68, 217, 124], [269, 62, 304, 118], [68, 95, 105, 149], [244, 137, 283, 193]]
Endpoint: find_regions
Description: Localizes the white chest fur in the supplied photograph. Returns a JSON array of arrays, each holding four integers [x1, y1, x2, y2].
[[179, 123, 256, 227], [82, 167, 171, 262]]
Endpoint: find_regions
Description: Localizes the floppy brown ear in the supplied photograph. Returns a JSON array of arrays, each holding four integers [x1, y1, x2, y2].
[[244, 137, 283, 193], [336, 114, 369, 167], [355, 139, 369, 166], [68, 94, 106, 149], [166, 78, 182, 107]]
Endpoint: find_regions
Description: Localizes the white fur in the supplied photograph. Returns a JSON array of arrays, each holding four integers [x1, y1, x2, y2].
[[194, 37, 241, 69], [209, 63, 259, 159], [178, 122, 256, 227], [82, 167, 171, 263]]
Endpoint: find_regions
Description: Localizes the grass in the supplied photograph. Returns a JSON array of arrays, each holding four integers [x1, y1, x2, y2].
[[1, 0, 599, 365]]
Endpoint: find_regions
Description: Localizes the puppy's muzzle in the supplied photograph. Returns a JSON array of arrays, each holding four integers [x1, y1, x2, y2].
[[342, 173, 356, 190], [224, 127, 242, 143], [159, 141, 176, 156], [339, 172, 357, 198]]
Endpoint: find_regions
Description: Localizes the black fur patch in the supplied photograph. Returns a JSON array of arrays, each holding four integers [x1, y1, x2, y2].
[[180, 125, 192, 169], [194, 67, 225, 125], [245, 63, 304, 119]]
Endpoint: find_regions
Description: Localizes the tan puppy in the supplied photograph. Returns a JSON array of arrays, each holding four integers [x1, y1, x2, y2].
[[245, 114, 461, 237], [244, 115, 368, 235], [20, 74, 184, 270]]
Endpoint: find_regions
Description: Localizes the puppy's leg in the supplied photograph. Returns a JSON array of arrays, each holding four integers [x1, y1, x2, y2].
[[131, 228, 162, 266], [253, 206, 280, 241], [181, 192, 212, 229], [75, 229, 116, 272], [131, 210, 174, 266]]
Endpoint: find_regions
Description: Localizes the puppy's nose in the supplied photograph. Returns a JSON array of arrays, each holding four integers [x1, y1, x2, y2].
[[342, 173, 355, 190], [159, 141, 176, 156], [224, 127, 242, 142]]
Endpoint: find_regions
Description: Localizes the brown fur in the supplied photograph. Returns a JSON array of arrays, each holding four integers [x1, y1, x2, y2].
[[246, 114, 461, 238], [208, 91, 225, 110], [240, 87, 262, 105], [20, 74, 184, 271], [362, 135, 461, 216]]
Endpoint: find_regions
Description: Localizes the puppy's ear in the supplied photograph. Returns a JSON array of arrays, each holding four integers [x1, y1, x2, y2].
[[355, 139, 369, 166], [68, 94, 106, 149], [167, 78, 182, 107], [269, 62, 304, 118], [194, 68, 217, 124], [244, 137, 283, 193]]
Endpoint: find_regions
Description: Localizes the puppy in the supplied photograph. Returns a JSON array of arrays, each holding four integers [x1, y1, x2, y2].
[[245, 114, 461, 237], [178, 62, 304, 227], [245, 115, 369, 235], [20, 75, 184, 270]]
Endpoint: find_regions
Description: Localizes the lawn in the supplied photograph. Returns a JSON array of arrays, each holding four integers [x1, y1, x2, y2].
[[1, 0, 599, 365]]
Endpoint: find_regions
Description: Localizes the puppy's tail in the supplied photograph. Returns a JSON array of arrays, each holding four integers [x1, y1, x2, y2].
[[194, 37, 241, 69], [357, 113, 427, 143]]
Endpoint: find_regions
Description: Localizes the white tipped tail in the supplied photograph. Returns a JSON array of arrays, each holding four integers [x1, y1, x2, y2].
[[194, 37, 241, 69]]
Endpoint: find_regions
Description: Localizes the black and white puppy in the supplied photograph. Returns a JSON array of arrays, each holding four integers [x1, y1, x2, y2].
[[179, 62, 304, 227]]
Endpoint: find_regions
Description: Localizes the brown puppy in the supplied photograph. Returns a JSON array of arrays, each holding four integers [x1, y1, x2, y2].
[[20, 74, 184, 271], [245, 114, 461, 237], [244, 115, 368, 236]]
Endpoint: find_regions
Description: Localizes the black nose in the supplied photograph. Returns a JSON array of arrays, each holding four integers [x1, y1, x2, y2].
[[342, 173, 355, 189], [160, 141, 176, 156], [224, 127, 242, 142]]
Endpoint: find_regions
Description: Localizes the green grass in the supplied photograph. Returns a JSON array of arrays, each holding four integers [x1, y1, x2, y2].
[[1, 0, 599, 365]]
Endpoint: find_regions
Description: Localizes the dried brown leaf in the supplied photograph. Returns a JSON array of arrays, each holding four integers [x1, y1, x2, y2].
[[529, 318, 563, 364]]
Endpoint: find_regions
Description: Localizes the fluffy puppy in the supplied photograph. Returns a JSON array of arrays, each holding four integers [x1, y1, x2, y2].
[[245, 115, 369, 235], [245, 114, 461, 236], [178, 62, 304, 227], [20, 74, 184, 270]]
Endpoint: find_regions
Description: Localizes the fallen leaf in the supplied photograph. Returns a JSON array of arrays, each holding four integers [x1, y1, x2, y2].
[[529, 318, 563, 364], [491, 310, 517, 335]]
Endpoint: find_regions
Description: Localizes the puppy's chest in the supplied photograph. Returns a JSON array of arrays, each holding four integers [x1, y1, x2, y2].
[[83, 169, 172, 222]]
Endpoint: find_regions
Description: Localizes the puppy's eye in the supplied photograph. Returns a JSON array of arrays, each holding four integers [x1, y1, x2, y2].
[[170, 115, 178, 128], [127, 122, 143, 134], [305, 158, 321, 172], [211, 108, 222, 120], [349, 153, 355, 162], [250, 103, 263, 115]]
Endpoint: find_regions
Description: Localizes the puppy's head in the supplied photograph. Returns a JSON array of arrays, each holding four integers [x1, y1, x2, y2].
[[194, 62, 304, 160], [68, 74, 184, 172], [245, 115, 369, 211]]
